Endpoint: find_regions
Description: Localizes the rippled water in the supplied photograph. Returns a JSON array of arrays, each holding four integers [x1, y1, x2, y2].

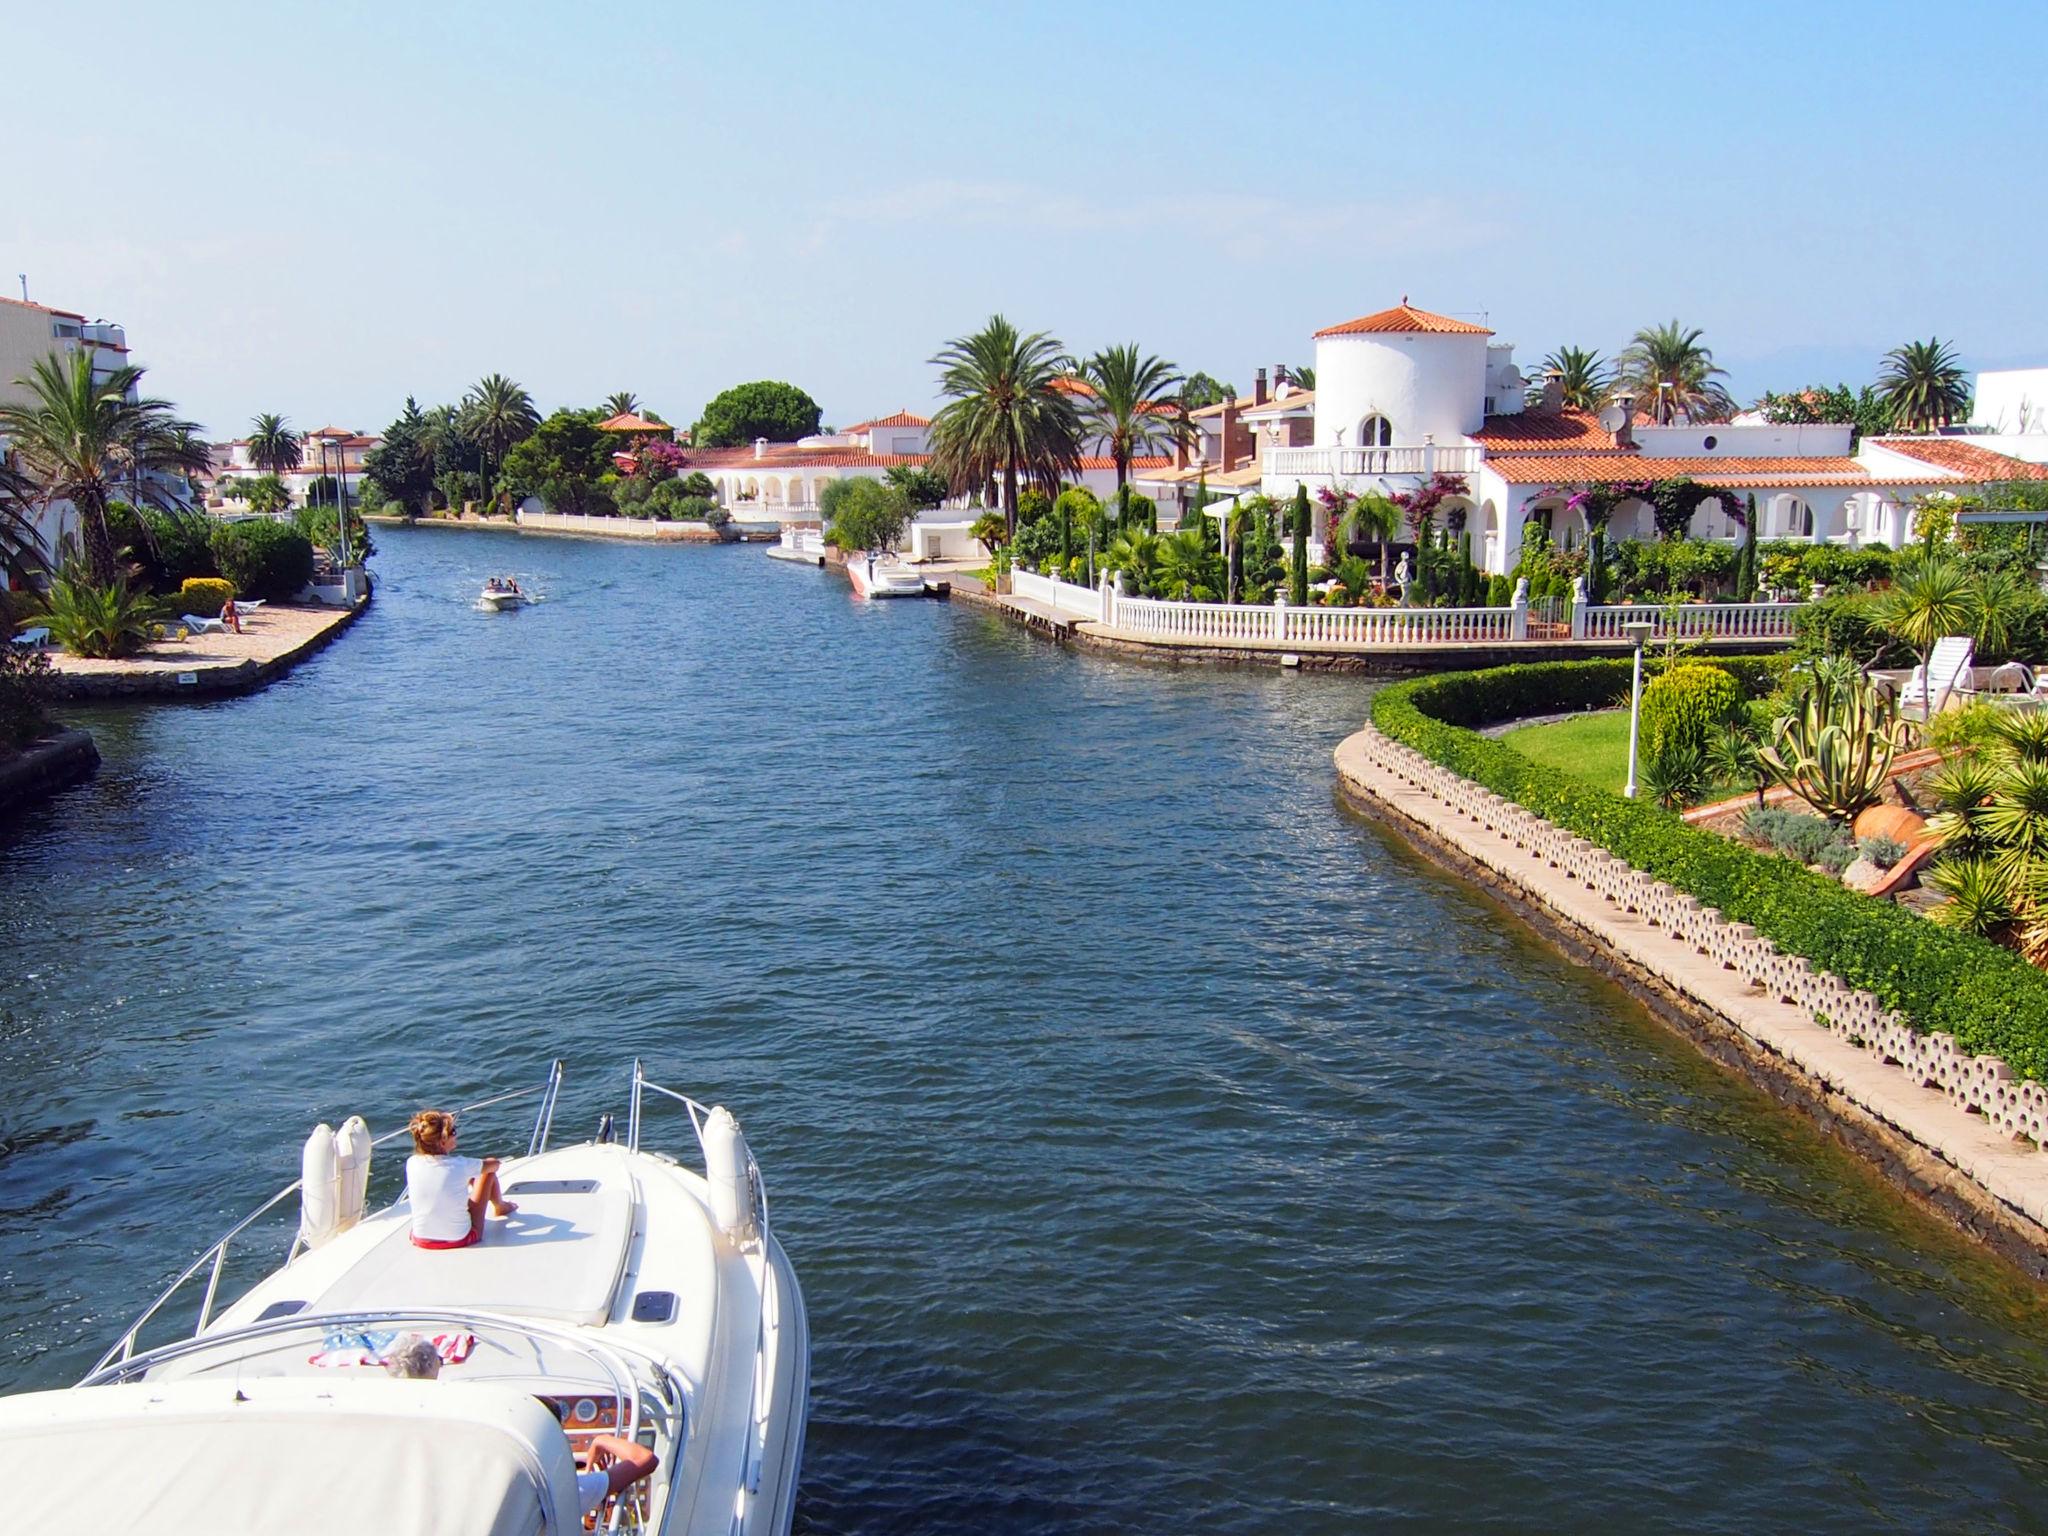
[[6, 526, 2048, 1532]]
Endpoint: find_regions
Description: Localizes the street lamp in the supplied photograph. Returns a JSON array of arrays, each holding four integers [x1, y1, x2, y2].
[[1623, 620, 1655, 797]]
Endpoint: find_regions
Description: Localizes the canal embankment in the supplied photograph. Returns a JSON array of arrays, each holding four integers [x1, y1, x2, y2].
[[41, 597, 368, 701], [1335, 718, 2048, 1276], [0, 727, 99, 816]]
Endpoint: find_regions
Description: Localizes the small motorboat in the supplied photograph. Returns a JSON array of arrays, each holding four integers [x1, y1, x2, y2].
[[847, 552, 926, 600], [765, 528, 828, 567], [0, 1062, 811, 1535], [479, 578, 530, 610]]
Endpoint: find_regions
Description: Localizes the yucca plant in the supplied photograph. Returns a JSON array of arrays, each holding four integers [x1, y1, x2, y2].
[[1706, 722, 1771, 808], [1755, 657, 1909, 821], [1926, 855, 2018, 937], [1924, 756, 2001, 857], [38, 566, 160, 658], [1641, 740, 1710, 811]]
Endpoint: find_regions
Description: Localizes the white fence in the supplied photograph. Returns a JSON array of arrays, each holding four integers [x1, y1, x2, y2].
[[1006, 566, 1804, 651], [1263, 443, 1484, 479], [1576, 602, 1801, 642], [515, 510, 722, 539]]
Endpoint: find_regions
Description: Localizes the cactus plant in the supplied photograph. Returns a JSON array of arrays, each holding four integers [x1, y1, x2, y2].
[[1755, 657, 1909, 822]]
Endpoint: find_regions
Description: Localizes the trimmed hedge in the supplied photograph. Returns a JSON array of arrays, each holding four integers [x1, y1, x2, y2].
[[1641, 663, 1742, 761], [179, 577, 235, 612], [1369, 657, 2048, 1081]]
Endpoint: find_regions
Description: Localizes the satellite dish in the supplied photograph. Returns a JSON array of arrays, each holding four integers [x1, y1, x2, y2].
[[1597, 404, 1628, 432]]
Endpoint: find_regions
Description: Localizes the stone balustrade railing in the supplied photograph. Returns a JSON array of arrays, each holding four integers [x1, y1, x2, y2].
[[1007, 567, 1803, 652], [1349, 720, 2047, 1147]]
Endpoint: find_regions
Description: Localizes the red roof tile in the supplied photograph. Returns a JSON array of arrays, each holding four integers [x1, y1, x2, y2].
[[1485, 453, 1939, 488], [1471, 409, 1621, 451], [1865, 437, 2048, 481], [1314, 302, 1492, 339], [841, 410, 930, 432], [596, 411, 672, 434]]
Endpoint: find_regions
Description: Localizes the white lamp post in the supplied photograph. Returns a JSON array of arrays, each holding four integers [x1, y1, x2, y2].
[[1623, 620, 1655, 798]]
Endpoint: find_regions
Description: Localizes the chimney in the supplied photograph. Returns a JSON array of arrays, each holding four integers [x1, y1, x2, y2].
[[1615, 396, 1636, 450], [1540, 371, 1565, 413], [1253, 367, 1268, 407], [1218, 401, 1240, 473], [753, 437, 767, 460]]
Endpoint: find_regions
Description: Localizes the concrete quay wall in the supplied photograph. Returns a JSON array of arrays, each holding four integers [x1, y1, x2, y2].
[[1335, 720, 2048, 1276], [0, 727, 99, 816]]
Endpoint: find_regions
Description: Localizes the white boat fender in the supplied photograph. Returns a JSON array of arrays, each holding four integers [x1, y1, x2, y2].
[[702, 1107, 755, 1240], [300, 1123, 340, 1249], [333, 1115, 372, 1234]]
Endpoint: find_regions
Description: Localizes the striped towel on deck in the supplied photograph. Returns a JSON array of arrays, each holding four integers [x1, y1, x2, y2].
[[307, 1328, 476, 1368]]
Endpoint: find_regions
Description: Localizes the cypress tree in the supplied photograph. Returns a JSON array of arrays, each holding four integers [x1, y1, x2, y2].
[[1289, 483, 1310, 607], [1737, 493, 1759, 600], [1589, 528, 1607, 605], [1460, 530, 1478, 604]]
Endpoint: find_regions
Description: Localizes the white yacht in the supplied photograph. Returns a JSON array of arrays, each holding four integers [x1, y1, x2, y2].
[[846, 552, 926, 600], [0, 1062, 808, 1535], [764, 528, 827, 567]]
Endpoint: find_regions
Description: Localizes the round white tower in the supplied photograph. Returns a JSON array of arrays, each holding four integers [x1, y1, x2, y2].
[[1310, 301, 1494, 449]]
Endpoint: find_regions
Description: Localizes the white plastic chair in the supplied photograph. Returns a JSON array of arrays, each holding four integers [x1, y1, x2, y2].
[[1897, 635, 1974, 715], [9, 626, 49, 649], [181, 613, 227, 635]]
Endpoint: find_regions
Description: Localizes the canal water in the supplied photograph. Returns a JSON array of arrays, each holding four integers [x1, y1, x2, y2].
[[5, 525, 2048, 1532]]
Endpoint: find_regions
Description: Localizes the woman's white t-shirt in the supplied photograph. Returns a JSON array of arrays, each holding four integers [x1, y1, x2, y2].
[[406, 1153, 482, 1241]]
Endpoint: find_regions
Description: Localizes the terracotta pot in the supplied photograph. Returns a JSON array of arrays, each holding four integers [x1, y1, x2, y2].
[[1852, 803, 1926, 845]]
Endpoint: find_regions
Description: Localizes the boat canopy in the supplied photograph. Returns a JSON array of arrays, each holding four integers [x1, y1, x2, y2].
[[0, 1378, 583, 1535]]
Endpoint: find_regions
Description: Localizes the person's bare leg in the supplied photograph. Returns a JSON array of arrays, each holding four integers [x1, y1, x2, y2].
[[470, 1163, 517, 1218]]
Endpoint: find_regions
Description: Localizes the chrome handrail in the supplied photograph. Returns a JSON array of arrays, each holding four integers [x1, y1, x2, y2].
[[96, 1062, 566, 1374]]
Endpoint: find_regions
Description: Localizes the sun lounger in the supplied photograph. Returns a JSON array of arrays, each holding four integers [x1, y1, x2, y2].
[[1897, 635, 1974, 715], [9, 626, 50, 649], [181, 614, 228, 635]]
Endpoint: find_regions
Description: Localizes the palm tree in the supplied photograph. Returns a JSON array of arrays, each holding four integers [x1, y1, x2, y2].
[[1540, 346, 1613, 410], [929, 316, 1084, 540], [1, 458, 42, 586], [1342, 492, 1403, 584], [1879, 338, 1971, 433], [1615, 321, 1736, 425], [246, 413, 302, 476], [1153, 528, 1218, 601], [1873, 551, 1980, 722], [0, 352, 206, 585], [462, 374, 540, 508], [1082, 344, 1186, 519], [602, 391, 641, 417]]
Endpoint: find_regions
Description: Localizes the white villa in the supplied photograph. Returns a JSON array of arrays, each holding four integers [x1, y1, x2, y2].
[[207, 426, 383, 508], [1133, 300, 2048, 573]]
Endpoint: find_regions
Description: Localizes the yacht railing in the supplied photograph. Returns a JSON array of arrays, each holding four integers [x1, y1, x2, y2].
[[95, 1061, 566, 1373], [627, 1060, 779, 1525]]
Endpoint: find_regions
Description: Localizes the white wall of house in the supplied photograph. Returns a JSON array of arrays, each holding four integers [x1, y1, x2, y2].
[[1313, 330, 1490, 448], [1633, 423, 1855, 457]]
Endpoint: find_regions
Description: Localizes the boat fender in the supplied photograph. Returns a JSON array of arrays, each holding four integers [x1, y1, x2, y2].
[[333, 1115, 372, 1234], [702, 1107, 755, 1240], [300, 1123, 340, 1249]]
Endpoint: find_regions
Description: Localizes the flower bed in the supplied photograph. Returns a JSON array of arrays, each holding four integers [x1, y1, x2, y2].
[[1371, 657, 2048, 1080]]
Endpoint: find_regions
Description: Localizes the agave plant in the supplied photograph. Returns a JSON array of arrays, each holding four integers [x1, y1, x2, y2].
[[38, 565, 160, 658], [1754, 657, 1909, 821]]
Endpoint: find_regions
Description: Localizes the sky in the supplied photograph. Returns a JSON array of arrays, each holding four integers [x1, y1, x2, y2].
[[3, 0, 2043, 439]]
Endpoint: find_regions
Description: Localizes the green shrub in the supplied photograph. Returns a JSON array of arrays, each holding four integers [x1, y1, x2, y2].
[[133, 509, 220, 591], [0, 641, 49, 748], [1641, 662, 1743, 762], [1742, 806, 1857, 869], [211, 520, 315, 602], [179, 577, 235, 612], [1372, 657, 2048, 1080], [1862, 835, 1907, 870], [39, 568, 159, 658], [1790, 592, 1890, 666]]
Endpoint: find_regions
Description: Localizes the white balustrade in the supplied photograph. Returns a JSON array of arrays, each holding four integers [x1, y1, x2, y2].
[[1262, 444, 1484, 480], [1577, 602, 1802, 642], [1106, 593, 1516, 648], [1011, 568, 1105, 620]]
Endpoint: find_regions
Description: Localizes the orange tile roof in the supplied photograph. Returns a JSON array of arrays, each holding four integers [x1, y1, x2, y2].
[[1485, 453, 1940, 488], [1865, 437, 2048, 481], [1471, 409, 1621, 451], [686, 444, 932, 469], [841, 410, 929, 432], [1077, 455, 1172, 472], [596, 411, 672, 434], [1314, 301, 1492, 339]]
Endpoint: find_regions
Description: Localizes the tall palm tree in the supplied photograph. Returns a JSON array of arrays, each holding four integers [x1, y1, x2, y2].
[[1081, 344, 1186, 518], [246, 413, 302, 476], [1615, 321, 1736, 425], [928, 316, 1084, 540], [602, 391, 641, 417], [1540, 346, 1613, 410], [463, 374, 540, 506], [0, 352, 206, 585], [0, 458, 42, 587], [1342, 492, 1403, 584], [1879, 338, 1971, 433], [1874, 551, 1980, 722]]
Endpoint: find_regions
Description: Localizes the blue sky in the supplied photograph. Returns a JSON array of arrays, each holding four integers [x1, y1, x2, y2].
[[3, 0, 2042, 437]]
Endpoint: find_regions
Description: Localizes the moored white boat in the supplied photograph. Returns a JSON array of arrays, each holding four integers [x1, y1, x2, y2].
[[764, 528, 827, 567], [846, 552, 925, 600], [0, 1062, 808, 1535]]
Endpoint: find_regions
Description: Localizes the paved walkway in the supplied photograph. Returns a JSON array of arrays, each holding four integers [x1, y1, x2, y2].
[[41, 602, 364, 699], [1334, 726, 2048, 1262]]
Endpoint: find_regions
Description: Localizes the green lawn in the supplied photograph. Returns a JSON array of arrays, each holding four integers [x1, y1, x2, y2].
[[1500, 710, 1640, 795]]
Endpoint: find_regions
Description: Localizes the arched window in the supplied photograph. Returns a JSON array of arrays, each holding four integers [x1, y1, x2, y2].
[[1788, 498, 1814, 538], [1358, 414, 1393, 447]]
